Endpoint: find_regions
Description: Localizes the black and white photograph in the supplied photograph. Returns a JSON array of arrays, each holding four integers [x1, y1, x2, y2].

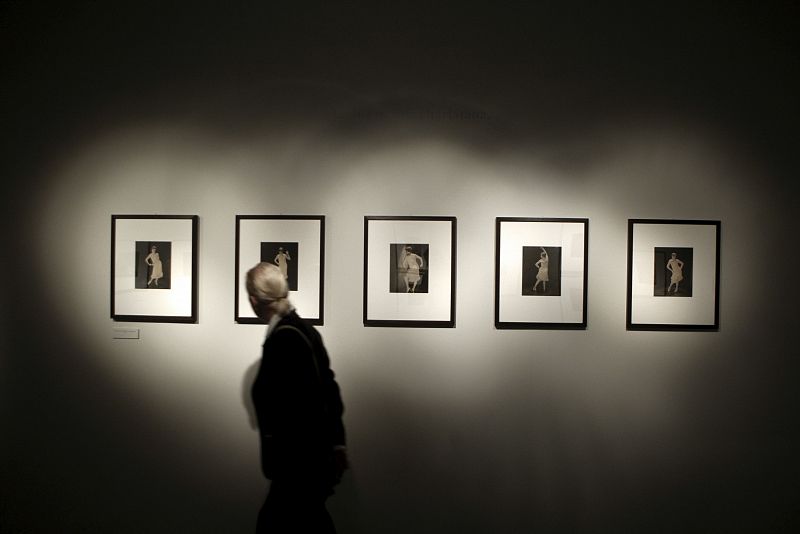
[[235, 215, 324, 324], [390, 243, 429, 293], [6, 5, 796, 534], [654, 247, 693, 297], [135, 241, 172, 289], [364, 216, 456, 327], [627, 219, 720, 330], [261, 241, 299, 291], [111, 215, 198, 323], [521, 246, 561, 296], [495, 218, 588, 329]]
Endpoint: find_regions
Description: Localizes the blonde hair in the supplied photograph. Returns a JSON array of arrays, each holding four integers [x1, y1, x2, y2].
[[246, 262, 291, 316]]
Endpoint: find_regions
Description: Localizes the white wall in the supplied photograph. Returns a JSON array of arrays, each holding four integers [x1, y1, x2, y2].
[[17, 88, 792, 532], [3, 4, 797, 532]]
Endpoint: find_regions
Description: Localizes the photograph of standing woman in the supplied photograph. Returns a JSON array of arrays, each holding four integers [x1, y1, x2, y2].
[[521, 246, 561, 296], [145, 245, 163, 287], [653, 247, 693, 297], [260, 242, 299, 291], [135, 241, 171, 289]]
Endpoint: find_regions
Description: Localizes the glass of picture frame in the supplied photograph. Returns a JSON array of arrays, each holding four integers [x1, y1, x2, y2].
[[111, 215, 198, 323], [495, 217, 589, 329], [627, 219, 720, 331], [235, 215, 325, 325], [363, 216, 457, 327]]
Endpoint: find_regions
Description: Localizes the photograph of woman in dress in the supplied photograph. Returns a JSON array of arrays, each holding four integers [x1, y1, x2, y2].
[[521, 246, 561, 296], [260, 242, 299, 291], [135, 241, 171, 289], [666, 252, 684, 294], [274, 246, 292, 279], [653, 247, 693, 297], [533, 248, 549, 293], [145, 245, 163, 287]]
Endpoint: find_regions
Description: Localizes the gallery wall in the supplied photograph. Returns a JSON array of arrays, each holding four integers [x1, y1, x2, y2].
[[3, 4, 797, 533]]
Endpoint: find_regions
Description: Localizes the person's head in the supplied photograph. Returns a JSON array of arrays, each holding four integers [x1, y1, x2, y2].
[[671, 252, 677, 259], [246, 262, 291, 321], [541, 251, 546, 258], [151, 245, 157, 252]]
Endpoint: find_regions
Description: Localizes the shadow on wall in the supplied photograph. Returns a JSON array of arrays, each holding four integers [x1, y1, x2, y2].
[[242, 359, 259, 430]]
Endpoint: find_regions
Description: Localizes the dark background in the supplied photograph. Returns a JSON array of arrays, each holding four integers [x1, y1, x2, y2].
[[2, 2, 798, 533]]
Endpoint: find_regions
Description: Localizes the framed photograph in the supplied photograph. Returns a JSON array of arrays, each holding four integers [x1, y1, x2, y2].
[[627, 219, 720, 330], [495, 217, 589, 329], [235, 215, 325, 324], [111, 215, 198, 323], [364, 216, 456, 327]]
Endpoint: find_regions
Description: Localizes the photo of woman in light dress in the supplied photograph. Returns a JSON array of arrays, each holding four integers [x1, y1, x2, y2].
[[521, 246, 561, 296], [401, 246, 424, 293], [274, 246, 291, 280], [145, 245, 163, 287], [260, 242, 298, 291], [533, 247, 549, 293], [653, 247, 692, 297], [666, 252, 684, 294]]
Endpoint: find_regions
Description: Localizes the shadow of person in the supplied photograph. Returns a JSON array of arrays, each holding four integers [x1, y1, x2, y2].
[[242, 359, 260, 430]]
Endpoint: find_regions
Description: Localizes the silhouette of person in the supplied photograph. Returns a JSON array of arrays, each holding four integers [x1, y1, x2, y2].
[[401, 246, 424, 293], [533, 247, 549, 293], [247, 262, 348, 534], [144, 245, 163, 287], [666, 252, 684, 294]]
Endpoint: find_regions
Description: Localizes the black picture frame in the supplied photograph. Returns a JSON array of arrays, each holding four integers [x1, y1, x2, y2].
[[626, 219, 720, 331], [235, 215, 325, 325], [364, 216, 457, 328], [495, 217, 589, 329], [111, 215, 198, 323]]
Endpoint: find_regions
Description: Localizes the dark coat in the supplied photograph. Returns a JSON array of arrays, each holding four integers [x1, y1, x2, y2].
[[251, 310, 345, 488]]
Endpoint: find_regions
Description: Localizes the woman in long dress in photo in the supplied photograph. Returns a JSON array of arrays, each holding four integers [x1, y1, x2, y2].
[[533, 247, 549, 293], [666, 252, 684, 294], [274, 247, 291, 280], [401, 246, 424, 293], [145, 245, 163, 287]]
